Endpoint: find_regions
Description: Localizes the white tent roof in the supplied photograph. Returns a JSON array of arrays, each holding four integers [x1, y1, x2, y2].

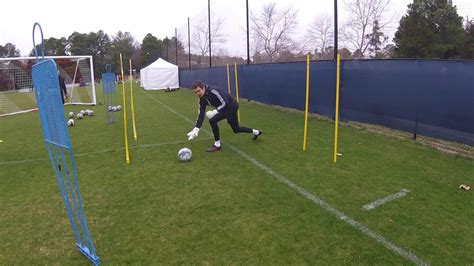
[[144, 58, 178, 69], [140, 58, 179, 90]]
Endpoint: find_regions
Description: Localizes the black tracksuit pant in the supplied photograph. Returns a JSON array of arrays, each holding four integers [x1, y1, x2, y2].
[[209, 103, 252, 141]]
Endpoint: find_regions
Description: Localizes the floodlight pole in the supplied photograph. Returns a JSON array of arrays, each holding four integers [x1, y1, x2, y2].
[[188, 17, 191, 69], [334, 0, 338, 60], [246, 0, 250, 64], [208, 0, 212, 67]]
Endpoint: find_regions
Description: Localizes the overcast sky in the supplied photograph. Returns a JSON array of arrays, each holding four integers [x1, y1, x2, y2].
[[1, 0, 472, 57]]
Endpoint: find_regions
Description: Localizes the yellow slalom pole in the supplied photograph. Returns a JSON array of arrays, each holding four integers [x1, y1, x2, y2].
[[226, 64, 231, 95], [129, 59, 137, 141], [333, 54, 341, 163], [303, 53, 311, 151], [234, 63, 240, 122], [120, 54, 130, 164]]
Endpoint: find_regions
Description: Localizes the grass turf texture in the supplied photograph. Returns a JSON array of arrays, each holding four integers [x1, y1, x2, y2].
[[1, 83, 472, 264]]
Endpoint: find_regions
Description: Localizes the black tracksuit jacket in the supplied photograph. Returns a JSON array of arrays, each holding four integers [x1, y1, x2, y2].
[[194, 85, 238, 128]]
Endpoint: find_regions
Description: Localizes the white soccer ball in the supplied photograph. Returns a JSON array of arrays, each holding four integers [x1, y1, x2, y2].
[[112, 106, 118, 112], [178, 147, 192, 162], [68, 111, 74, 118], [108, 106, 113, 112], [87, 110, 94, 116], [117, 105, 122, 111], [77, 112, 84, 119], [67, 119, 75, 127]]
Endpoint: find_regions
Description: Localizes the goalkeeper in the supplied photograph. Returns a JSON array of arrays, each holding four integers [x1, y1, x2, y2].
[[187, 80, 262, 152]]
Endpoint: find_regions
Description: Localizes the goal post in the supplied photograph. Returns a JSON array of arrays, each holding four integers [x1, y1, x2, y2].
[[0, 55, 96, 117]]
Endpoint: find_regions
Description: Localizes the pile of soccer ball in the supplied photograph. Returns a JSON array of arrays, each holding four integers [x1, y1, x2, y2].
[[108, 105, 122, 112], [66, 109, 94, 127]]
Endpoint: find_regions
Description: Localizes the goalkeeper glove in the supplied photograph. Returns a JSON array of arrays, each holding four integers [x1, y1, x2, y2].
[[206, 109, 218, 119], [187, 127, 200, 140]]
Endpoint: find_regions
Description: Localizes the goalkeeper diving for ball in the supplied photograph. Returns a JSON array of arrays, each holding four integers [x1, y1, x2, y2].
[[187, 80, 263, 152]]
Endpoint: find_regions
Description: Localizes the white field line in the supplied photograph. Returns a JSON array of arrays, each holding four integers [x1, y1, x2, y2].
[[0, 139, 211, 166], [143, 91, 428, 266], [363, 189, 411, 211]]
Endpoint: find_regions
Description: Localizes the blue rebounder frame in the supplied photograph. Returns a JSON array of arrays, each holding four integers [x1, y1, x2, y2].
[[31, 23, 100, 265], [102, 64, 116, 124]]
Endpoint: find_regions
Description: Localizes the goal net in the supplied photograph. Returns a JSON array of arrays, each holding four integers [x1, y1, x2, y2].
[[0, 56, 96, 116]]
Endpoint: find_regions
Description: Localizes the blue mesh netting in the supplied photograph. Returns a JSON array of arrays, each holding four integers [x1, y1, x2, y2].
[[32, 59, 71, 148]]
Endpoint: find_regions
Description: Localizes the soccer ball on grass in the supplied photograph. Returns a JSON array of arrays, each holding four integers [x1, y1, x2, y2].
[[67, 119, 75, 127], [178, 148, 192, 162]]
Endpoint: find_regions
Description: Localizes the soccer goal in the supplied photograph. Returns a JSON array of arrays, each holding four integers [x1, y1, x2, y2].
[[0, 56, 96, 116]]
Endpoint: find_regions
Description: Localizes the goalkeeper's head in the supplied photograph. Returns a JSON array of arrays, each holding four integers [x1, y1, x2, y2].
[[192, 80, 206, 98]]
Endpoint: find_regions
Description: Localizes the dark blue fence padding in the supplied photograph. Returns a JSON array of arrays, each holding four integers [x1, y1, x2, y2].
[[180, 66, 228, 90], [239, 63, 307, 111], [415, 61, 474, 144], [180, 60, 474, 145], [340, 60, 474, 145], [308, 61, 337, 118], [340, 60, 420, 133], [239, 62, 339, 119]]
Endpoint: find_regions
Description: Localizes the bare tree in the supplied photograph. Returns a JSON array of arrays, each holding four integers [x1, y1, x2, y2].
[[250, 3, 298, 63], [192, 14, 227, 66], [342, 0, 391, 58], [306, 14, 333, 52], [306, 13, 334, 59]]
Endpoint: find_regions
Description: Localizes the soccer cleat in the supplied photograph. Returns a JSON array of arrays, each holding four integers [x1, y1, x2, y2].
[[252, 130, 263, 140], [206, 145, 221, 152]]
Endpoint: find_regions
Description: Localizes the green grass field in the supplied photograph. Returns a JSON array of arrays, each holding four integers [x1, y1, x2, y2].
[[1, 82, 472, 264]]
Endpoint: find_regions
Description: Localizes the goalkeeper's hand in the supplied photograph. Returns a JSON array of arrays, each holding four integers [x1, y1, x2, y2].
[[187, 127, 200, 140], [206, 109, 218, 119]]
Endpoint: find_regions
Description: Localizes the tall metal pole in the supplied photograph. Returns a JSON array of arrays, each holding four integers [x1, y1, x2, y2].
[[188, 17, 191, 69], [175, 28, 178, 66], [334, 0, 338, 60], [208, 0, 212, 67], [246, 0, 250, 64]]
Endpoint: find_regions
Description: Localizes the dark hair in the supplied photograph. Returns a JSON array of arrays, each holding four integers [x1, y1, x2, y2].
[[192, 80, 205, 90]]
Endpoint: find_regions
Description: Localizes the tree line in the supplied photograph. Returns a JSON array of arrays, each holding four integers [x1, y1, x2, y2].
[[249, 0, 473, 62]]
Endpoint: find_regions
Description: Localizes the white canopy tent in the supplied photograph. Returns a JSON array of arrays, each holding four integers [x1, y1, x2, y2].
[[140, 58, 179, 90]]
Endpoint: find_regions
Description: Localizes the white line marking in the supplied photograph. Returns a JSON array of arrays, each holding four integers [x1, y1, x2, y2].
[[363, 189, 411, 211], [0, 157, 45, 165], [0, 139, 211, 165], [143, 91, 427, 266]]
